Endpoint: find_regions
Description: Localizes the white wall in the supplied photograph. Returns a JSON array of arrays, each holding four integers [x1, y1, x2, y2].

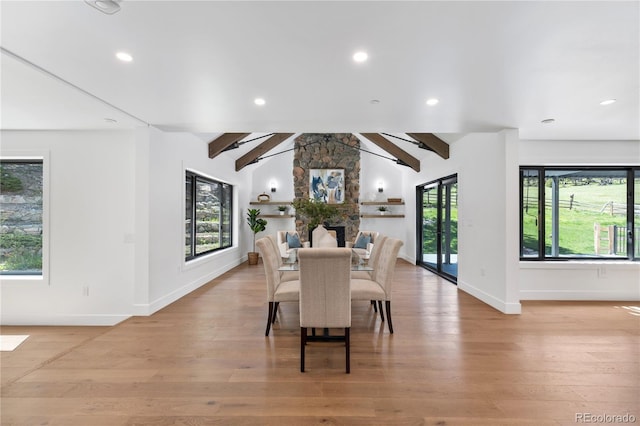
[[518, 139, 640, 301], [140, 128, 251, 315], [249, 143, 296, 245], [1, 130, 137, 325], [1, 128, 252, 325], [359, 140, 408, 255], [405, 131, 522, 314]]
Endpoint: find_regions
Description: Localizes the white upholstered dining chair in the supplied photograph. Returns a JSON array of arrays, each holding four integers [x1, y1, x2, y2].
[[298, 247, 352, 373], [256, 237, 300, 336], [350, 238, 403, 334], [311, 225, 338, 248]]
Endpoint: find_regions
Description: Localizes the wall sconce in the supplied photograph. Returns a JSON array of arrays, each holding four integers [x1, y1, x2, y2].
[[377, 181, 384, 193], [270, 180, 277, 193]]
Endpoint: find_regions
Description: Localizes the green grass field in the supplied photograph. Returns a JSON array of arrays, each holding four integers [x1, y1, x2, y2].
[[523, 182, 632, 256]]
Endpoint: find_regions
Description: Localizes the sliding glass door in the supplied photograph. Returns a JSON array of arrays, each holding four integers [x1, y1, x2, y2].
[[417, 175, 458, 282]]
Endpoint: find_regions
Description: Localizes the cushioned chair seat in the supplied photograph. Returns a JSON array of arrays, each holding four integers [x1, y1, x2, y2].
[[350, 278, 385, 299], [274, 280, 300, 302]]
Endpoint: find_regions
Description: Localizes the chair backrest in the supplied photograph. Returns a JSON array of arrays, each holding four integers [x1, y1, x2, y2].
[[374, 238, 404, 299], [256, 237, 282, 301], [266, 234, 283, 266], [311, 225, 337, 248], [367, 234, 388, 276], [298, 248, 351, 328]]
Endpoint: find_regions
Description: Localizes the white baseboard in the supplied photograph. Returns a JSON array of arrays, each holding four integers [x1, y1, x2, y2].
[[133, 256, 245, 317], [0, 314, 130, 326], [458, 279, 522, 314], [520, 290, 640, 301]]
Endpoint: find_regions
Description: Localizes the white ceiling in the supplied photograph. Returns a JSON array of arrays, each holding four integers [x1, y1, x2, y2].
[[1, 1, 638, 140]]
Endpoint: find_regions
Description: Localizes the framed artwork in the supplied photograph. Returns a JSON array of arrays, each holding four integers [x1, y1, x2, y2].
[[309, 169, 345, 204]]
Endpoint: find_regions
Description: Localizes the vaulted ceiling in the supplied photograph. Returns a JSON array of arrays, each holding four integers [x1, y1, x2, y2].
[[1, 1, 638, 148]]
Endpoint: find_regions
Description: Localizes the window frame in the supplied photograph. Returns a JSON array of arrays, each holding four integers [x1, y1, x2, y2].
[[520, 165, 638, 261], [0, 152, 50, 283], [184, 170, 233, 262]]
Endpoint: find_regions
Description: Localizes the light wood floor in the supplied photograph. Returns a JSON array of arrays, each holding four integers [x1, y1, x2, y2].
[[2, 260, 639, 425]]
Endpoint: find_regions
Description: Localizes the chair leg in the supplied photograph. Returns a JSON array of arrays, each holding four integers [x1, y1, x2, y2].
[[385, 301, 394, 334], [371, 300, 377, 312], [378, 300, 385, 322], [272, 302, 280, 323], [300, 327, 307, 372], [265, 302, 274, 336], [345, 327, 350, 374]]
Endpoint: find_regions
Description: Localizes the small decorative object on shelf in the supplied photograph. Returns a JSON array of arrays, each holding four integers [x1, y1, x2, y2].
[[378, 206, 388, 215], [277, 205, 288, 215], [257, 193, 271, 202]]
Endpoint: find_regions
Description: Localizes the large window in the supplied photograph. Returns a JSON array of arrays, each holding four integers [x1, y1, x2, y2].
[[520, 167, 638, 260], [185, 171, 233, 261], [0, 160, 44, 275]]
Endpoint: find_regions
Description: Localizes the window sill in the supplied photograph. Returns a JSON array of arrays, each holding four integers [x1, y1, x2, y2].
[[520, 261, 638, 270]]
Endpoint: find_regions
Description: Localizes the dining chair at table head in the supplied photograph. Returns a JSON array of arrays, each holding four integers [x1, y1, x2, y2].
[[311, 225, 338, 248], [298, 247, 352, 373], [256, 237, 300, 337]]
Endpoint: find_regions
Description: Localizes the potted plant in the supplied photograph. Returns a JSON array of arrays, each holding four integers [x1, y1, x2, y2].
[[292, 197, 340, 229], [246, 208, 267, 265], [378, 206, 388, 215], [277, 205, 288, 215]]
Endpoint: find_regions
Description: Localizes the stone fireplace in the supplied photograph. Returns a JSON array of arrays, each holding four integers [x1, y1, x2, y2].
[[293, 133, 361, 243]]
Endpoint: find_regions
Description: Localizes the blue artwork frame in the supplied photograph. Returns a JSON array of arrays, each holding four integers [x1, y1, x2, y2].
[[309, 168, 344, 204]]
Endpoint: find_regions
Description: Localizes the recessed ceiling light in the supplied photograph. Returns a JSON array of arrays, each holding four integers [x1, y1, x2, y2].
[[426, 98, 439, 106], [116, 51, 133, 62], [600, 99, 616, 106], [541, 118, 555, 124], [353, 51, 368, 63], [254, 98, 266, 106], [85, 0, 121, 15], [370, 99, 380, 104]]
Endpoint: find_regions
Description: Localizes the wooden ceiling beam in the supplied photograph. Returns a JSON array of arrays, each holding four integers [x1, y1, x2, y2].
[[208, 133, 251, 159], [406, 133, 450, 160], [235, 133, 295, 171], [360, 133, 421, 172]]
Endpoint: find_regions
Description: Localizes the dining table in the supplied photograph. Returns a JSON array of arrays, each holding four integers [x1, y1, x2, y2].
[[277, 248, 373, 272]]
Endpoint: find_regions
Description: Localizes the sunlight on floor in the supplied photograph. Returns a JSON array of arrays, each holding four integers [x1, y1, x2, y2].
[[616, 305, 640, 317], [0, 335, 29, 351]]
